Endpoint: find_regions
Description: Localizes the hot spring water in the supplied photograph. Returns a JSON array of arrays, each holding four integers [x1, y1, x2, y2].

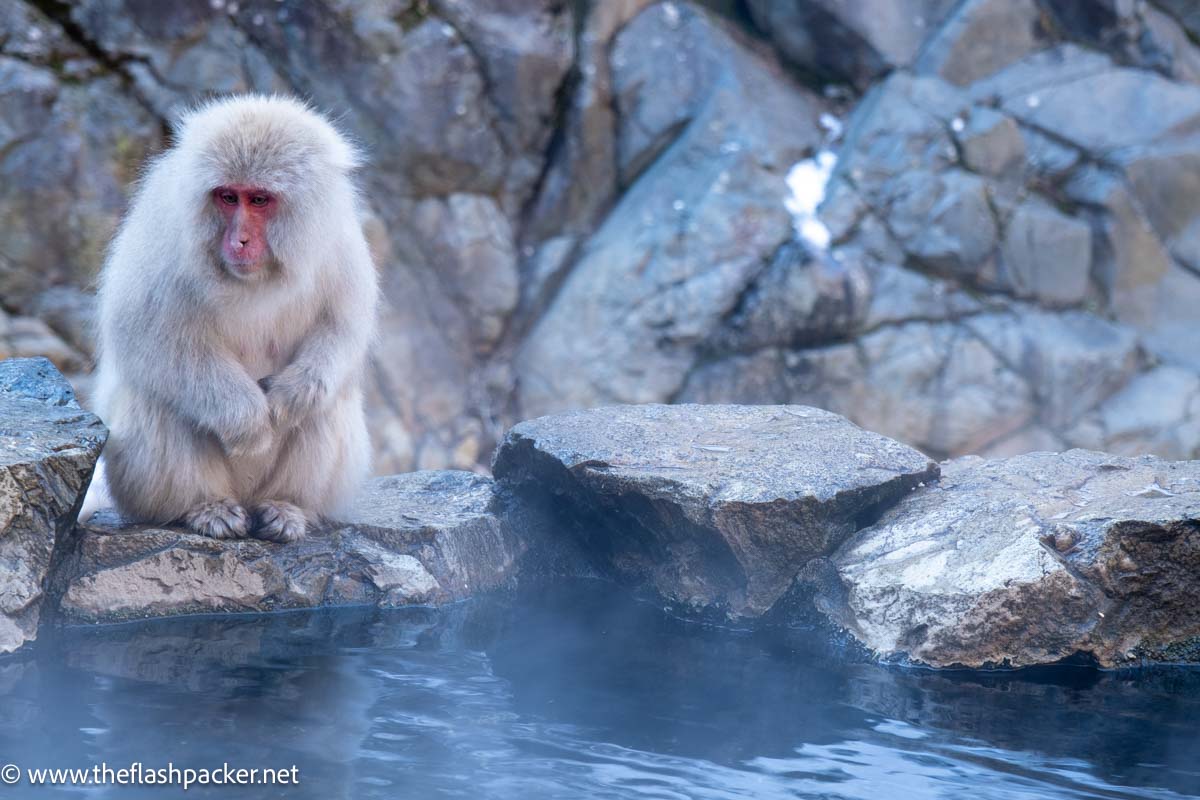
[[1, 582, 1197, 799]]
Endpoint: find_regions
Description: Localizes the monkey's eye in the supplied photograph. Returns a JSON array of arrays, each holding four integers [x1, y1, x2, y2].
[[218, 191, 238, 206], [250, 195, 270, 207]]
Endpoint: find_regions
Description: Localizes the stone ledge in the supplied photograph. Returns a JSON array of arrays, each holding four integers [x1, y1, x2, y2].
[[56, 471, 527, 624]]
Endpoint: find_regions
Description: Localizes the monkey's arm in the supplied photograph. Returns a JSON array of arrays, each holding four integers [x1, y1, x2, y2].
[[169, 344, 273, 458], [266, 249, 377, 429], [265, 315, 365, 429], [115, 312, 273, 458]]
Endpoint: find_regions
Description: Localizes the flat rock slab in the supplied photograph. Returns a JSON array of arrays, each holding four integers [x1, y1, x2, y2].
[[0, 358, 106, 652], [493, 404, 938, 618], [57, 471, 525, 623], [820, 450, 1200, 668]]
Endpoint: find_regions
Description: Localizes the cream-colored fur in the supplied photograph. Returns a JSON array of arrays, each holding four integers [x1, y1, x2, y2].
[[86, 95, 378, 540]]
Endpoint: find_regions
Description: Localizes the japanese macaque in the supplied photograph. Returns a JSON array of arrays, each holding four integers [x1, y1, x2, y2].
[[87, 95, 378, 542]]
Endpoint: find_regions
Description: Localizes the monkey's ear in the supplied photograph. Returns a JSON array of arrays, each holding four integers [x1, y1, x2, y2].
[[325, 128, 364, 173], [257, 376, 274, 393]]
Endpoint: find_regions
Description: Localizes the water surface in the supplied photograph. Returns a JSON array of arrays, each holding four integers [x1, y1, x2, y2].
[[1, 582, 1198, 798]]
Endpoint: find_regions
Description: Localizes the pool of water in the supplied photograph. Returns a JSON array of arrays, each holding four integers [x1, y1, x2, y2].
[[1, 581, 1199, 799]]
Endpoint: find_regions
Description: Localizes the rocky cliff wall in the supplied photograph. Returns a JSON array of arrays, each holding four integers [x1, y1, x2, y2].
[[2, 0, 1199, 471]]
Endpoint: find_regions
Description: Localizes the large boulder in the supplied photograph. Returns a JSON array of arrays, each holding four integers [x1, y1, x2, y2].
[[0, 358, 105, 652], [57, 471, 532, 623], [811, 450, 1200, 668], [493, 404, 938, 618]]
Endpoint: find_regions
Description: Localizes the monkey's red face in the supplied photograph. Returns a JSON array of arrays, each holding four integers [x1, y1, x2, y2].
[[213, 185, 277, 275]]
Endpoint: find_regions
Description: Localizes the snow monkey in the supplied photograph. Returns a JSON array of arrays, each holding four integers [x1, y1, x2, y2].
[[91, 95, 378, 542]]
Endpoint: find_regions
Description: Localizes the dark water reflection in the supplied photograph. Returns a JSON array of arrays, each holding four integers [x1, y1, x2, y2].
[[1, 581, 1198, 798]]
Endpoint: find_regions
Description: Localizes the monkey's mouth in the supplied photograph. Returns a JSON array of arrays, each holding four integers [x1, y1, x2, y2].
[[223, 233, 271, 274], [223, 255, 270, 277]]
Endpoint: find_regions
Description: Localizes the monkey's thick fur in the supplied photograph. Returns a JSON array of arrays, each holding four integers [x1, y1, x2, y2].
[[91, 96, 378, 542]]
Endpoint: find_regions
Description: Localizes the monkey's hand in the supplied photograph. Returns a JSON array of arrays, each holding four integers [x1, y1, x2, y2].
[[264, 366, 328, 431], [218, 391, 275, 461]]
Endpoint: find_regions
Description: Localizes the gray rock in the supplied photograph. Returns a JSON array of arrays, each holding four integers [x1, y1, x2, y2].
[[63, 1, 286, 113], [610, 3, 723, 183], [702, 243, 870, 355], [1000, 199, 1093, 305], [30, 287, 98, 360], [57, 471, 528, 623], [969, 44, 1115, 106], [954, 107, 1026, 177], [836, 72, 965, 199], [816, 450, 1200, 668], [1156, 0, 1200, 40], [978, 424, 1066, 458], [792, 28, 1193, 462], [1117, 135, 1200, 271], [412, 194, 519, 354], [1065, 166, 1173, 305], [0, 54, 161, 310], [861, 262, 985, 331], [679, 319, 1036, 459], [1107, 262, 1200, 372], [0, 358, 106, 652], [888, 169, 999, 276], [1021, 128, 1081, 177], [0, 2, 88, 67], [914, 0, 1046, 86], [1034, 1, 1200, 86], [493, 404, 938, 618], [519, 234, 577, 314], [966, 308, 1140, 430], [1139, 5, 1200, 86], [1067, 365, 1200, 460], [432, 0, 575, 168], [746, 0, 958, 88], [0, 310, 88, 375], [996, 55, 1200, 153], [520, 0, 655, 243], [1034, 2, 1130, 52], [1060, 162, 1200, 372], [833, 75, 1017, 286], [514, 5, 824, 416]]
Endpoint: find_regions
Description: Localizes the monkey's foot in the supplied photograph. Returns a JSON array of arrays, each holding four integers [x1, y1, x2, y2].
[[252, 500, 308, 543], [184, 498, 251, 540]]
